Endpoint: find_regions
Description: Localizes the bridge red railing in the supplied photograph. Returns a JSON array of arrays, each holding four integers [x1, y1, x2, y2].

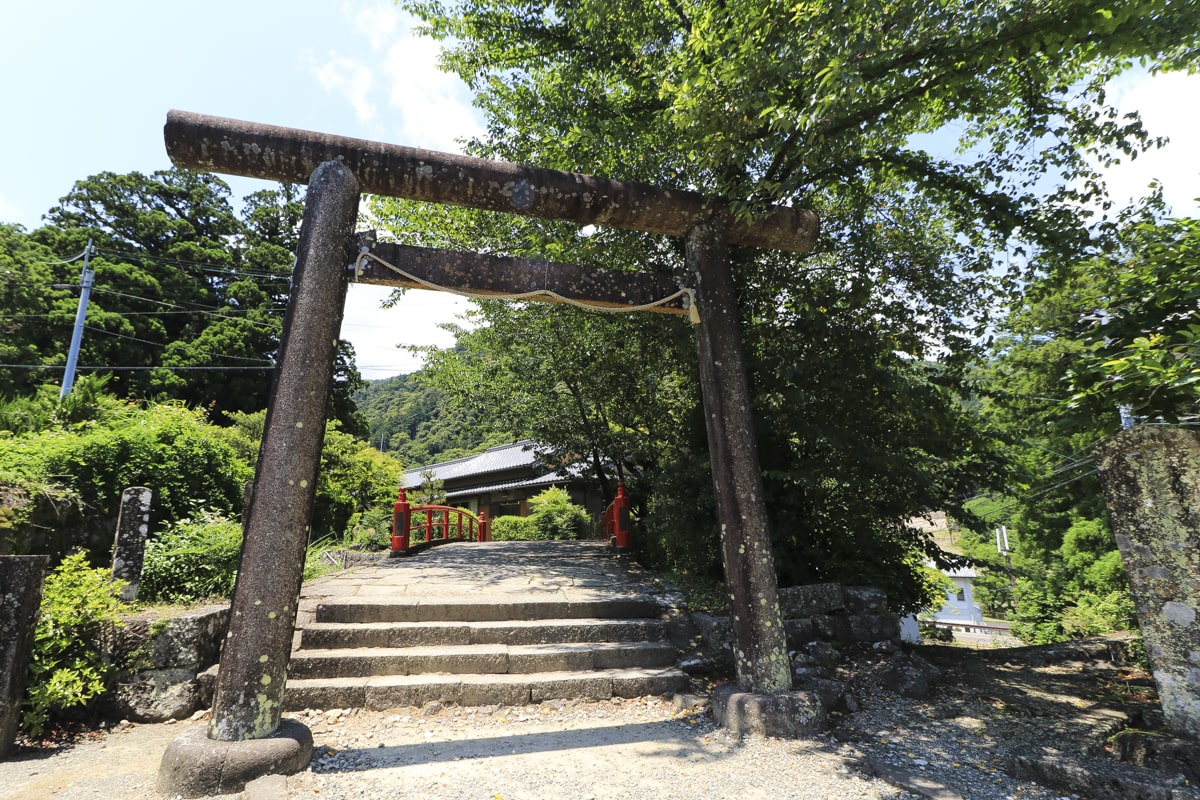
[[389, 488, 490, 557], [601, 482, 632, 553]]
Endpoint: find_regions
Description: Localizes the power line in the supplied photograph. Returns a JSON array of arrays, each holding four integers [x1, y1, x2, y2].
[[0, 364, 274, 372], [92, 247, 293, 282], [84, 323, 274, 364], [34, 248, 91, 266]]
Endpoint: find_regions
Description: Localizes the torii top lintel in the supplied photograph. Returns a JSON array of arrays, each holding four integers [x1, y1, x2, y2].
[[164, 110, 818, 254]]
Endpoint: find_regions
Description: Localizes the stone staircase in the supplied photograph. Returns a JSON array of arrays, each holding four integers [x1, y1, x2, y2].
[[282, 542, 691, 710]]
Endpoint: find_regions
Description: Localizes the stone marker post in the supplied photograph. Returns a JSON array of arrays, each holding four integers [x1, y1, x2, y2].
[[111, 487, 152, 601], [1, 555, 48, 756], [1096, 426, 1200, 740]]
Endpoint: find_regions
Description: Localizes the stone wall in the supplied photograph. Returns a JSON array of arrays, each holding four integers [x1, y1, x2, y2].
[[691, 583, 901, 669], [102, 604, 229, 723]]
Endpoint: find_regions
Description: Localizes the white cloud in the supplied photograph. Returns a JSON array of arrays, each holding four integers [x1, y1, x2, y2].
[[309, 52, 378, 126], [383, 35, 485, 153], [348, 2, 403, 52], [341, 284, 472, 380], [1103, 71, 1200, 218]]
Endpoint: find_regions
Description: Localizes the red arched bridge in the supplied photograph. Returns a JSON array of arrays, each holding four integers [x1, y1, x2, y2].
[[389, 483, 633, 556]]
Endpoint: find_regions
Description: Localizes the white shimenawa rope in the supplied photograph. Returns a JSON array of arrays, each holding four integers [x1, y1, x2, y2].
[[354, 250, 701, 324]]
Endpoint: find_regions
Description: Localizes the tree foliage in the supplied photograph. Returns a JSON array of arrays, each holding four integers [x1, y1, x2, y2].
[[1, 170, 364, 429], [369, 0, 1200, 612], [354, 372, 502, 465], [1064, 216, 1200, 422]]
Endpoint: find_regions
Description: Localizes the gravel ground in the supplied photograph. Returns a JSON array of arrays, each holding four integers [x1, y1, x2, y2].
[[1, 682, 1082, 800], [7, 640, 1153, 800], [287, 697, 917, 800]]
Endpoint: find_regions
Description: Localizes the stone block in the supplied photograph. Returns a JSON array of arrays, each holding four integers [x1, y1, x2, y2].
[[710, 683, 827, 737], [842, 586, 888, 613], [103, 667, 200, 722], [848, 613, 901, 643], [783, 618, 815, 648], [779, 583, 845, 616], [0, 555, 47, 757], [1113, 730, 1200, 784], [611, 669, 689, 699], [530, 674, 613, 702], [157, 718, 312, 798], [365, 675, 461, 709]]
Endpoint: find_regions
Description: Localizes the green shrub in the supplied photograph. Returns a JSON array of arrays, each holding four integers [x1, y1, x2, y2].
[[528, 487, 589, 540], [1060, 590, 1137, 638], [490, 515, 538, 541], [140, 512, 243, 602], [344, 505, 394, 550], [22, 552, 126, 736]]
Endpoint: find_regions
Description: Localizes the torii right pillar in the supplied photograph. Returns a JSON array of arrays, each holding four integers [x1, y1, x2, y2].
[[687, 219, 825, 736], [1097, 426, 1200, 740]]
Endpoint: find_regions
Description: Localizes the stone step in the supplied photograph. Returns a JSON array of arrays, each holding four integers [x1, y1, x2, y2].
[[283, 667, 689, 711], [314, 597, 661, 624], [299, 617, 668, 650], [288, 642, 679, 679]]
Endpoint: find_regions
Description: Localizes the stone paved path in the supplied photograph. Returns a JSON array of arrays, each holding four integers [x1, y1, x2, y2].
[[296, 540, 666, 632]]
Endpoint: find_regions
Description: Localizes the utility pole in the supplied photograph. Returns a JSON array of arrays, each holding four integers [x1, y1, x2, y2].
[[60, 238, 95, 399]]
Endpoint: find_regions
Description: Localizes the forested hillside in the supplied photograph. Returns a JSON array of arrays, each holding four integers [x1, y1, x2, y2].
[[354, 372, 505, 469]]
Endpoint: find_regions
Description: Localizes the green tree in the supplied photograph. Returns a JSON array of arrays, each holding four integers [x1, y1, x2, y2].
[[377, 0, 1199, 610], [419, 302, 696, 510], [1, 171, 364, 427], [1064, 216, 1200, 422]]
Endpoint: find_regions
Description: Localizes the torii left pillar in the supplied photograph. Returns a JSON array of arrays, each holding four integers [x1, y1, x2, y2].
[[158, 161, 359, 797]]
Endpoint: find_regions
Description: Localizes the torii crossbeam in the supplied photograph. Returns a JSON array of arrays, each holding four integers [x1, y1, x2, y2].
[[160, 111, 819, 767]]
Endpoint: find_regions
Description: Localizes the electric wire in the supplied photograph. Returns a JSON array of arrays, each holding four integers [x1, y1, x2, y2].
[[82, 325, 274, 364], [92, 247, 292, 282], [0, 364, 273, 371], [33, 248, 90, 266]]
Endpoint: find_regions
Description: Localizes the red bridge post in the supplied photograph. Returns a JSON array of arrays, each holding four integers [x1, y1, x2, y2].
[[390, 489, 411, 557], [613, 482, 632, 553], [479, 511, 490, 542]]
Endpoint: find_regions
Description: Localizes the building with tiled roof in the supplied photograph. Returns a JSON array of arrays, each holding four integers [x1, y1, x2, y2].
[[401, 440, 601, 519]]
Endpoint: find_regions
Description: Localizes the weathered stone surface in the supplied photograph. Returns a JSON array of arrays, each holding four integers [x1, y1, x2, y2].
[[1114, 730, 1200, 784], [108, 605, 229, 670], [710, 683, 827, 738], [157, 718, 312, 797], [843, 586, 889, 613], [1009, 752, 1200, 800], [783, 618, 815, 647], [689, 219, 791, 695], [0, 555, 47, 757], [102, 605, 228, 722], [779, 583, 845, 616], [104, 667, 200, 722], [1096, 427, 1200, 740], [110, 487, 151, 602], [848, 613, 901, 644], [207, 161, 359, 743], [164, 111, 820, 254], [877, 652, 942, 698]]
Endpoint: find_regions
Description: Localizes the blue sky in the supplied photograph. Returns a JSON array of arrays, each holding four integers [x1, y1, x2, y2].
[[3, 2, 1198, 378]]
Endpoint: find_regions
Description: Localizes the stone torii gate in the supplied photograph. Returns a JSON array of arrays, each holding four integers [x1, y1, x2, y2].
[[158, 110, 819, 794]]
